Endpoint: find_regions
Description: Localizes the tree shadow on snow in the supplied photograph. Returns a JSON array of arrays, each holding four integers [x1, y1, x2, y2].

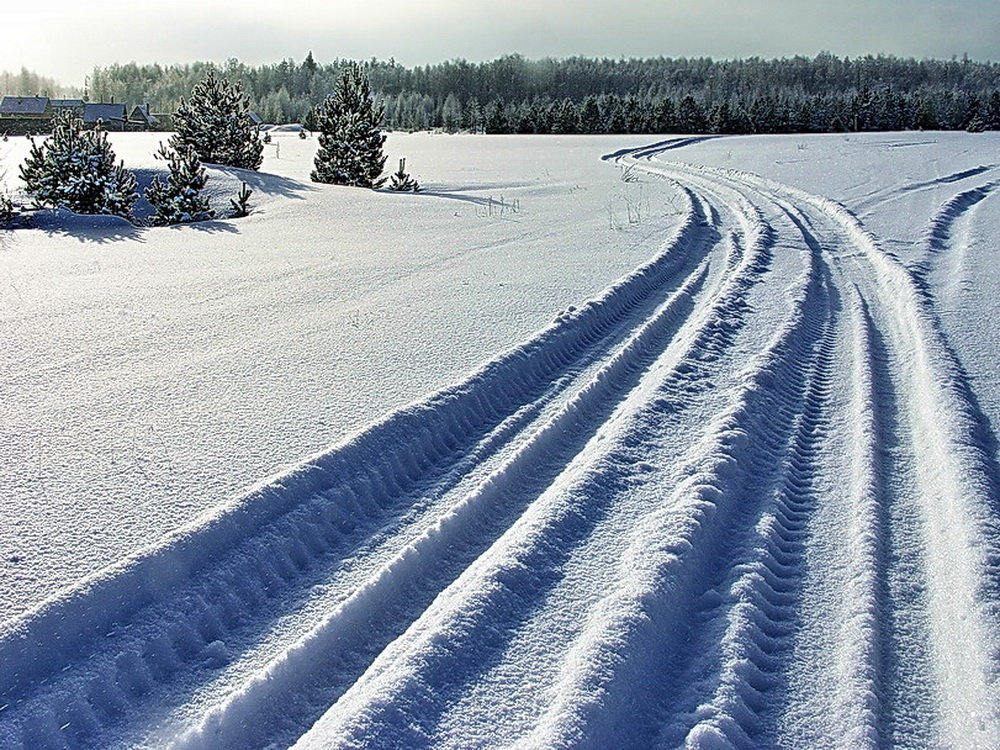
[[209, 166, 316, 200], [417, 189, 525, 221], [33, 209, 147, 245], [418, 188, 523, 209], [416, 190, 495, 206], [179, 219, 240, 234]]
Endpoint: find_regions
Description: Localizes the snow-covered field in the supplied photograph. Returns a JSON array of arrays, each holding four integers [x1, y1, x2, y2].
[[1, 130, 998, 747]]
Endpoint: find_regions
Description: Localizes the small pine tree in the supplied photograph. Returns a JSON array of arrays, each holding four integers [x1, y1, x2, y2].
[[677, 95, 706, 133], [463, 98, 483, 133], [388, 158, 419, 191], [302, 107, 319, 132], [146, 142, 214, 225], [230, 182, 253, 218], [551, 99, 578, 134], [311, 62, 387, 188], [966, 114, 987, 133], [0, 191, 17, 226], [19, 109, 137, 219], [172, 70, 263, 170]]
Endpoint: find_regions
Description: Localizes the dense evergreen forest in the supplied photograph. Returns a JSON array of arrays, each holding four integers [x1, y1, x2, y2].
[[85, 53, 1000, 134]]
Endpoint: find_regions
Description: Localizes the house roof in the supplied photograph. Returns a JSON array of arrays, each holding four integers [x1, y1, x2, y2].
[[128, 104, 159, 124], [82, 102, 126, 123], [248, 110, 262, 124], [0, 96, 49, 115], [50, 99, 84, 109]]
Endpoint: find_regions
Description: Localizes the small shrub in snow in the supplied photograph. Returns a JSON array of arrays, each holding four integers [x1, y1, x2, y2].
[[172, 70, 263, 170], [0, 192, 18, 226], [388, 158, 419, 192], [146, 142, 214, 226], [311, 63, 387, 188], [966, 115, 986, 133], [230, 182, 253, 218], [19, 109, 137, 220]]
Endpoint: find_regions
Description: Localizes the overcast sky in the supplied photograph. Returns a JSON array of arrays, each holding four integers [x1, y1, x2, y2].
[[6, 0, 999, 85]]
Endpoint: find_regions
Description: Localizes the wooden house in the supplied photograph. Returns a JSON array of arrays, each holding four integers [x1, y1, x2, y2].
[[49, 98, 85, 115], [82, 102, 127, 130], [127, 104, 160, 130]]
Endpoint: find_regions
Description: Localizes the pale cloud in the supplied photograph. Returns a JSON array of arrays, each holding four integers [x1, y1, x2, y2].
[[3, 0, 998, 86]]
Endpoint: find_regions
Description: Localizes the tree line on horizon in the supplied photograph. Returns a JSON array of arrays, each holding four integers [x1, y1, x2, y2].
[[16, 52, 1000, 134], [0, 68, 80, 98]]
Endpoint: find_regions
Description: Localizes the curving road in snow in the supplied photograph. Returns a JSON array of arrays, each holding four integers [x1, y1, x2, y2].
[[2, 137, 999, 748]]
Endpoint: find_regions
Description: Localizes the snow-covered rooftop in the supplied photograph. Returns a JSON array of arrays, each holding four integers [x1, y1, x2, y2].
[[83, 102, 127, 123], [0, 95, 49, 115]]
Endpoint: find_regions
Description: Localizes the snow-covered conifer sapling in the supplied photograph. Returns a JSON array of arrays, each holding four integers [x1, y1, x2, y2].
[[146, 142, 214, 226], [19, 109, 137, 220], [172, 70, 263, 170], [311, 63, 387, 188], [389, 158, 419, 191], [230, 182, 253, 218]]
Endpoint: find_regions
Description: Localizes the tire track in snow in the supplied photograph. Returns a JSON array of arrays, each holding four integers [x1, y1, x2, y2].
[[799, 184, 1000, 750], [178, 256, 714, 749], [850, 164, 997, 214], [289, 146, 814, 750], [862, 302, 938, 749], [911, 179, 999, 296], [521, 229, 819, 748], [180, 168, 781, 747], [0, 176, 717, 749], [294, 145, 1000, 749], [739, 198, 888, 750], [669, 255, 837, 749], [646, 156, 1000, 747], [782, 181, 1000, 748], [5, 139, 999, 749], [551, 181, 851, 749], [644, 198, 887, 748]]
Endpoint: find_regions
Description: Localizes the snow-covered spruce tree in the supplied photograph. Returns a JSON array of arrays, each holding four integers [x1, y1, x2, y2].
[[146, 142, 214, 225], [171, 70, 263, 170], [388, 158, 419, 191], [311, 63, 386, 188], [19, 109, 137, 219]]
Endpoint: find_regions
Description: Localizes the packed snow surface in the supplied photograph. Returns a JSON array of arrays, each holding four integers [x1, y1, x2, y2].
[[1, 131, 999, 748]]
